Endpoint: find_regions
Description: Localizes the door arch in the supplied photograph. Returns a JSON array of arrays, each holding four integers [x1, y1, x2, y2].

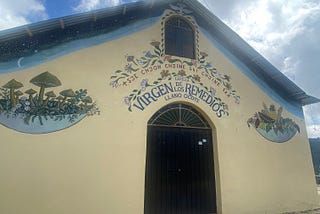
[[144, 103, 217, 214]]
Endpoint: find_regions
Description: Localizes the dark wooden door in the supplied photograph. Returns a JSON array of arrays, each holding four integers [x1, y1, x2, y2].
[[144, 126, 216, 214]]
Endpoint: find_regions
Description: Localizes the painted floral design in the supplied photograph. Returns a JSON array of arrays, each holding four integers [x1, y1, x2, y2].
[[124, 96, 131, 106], [125, 64, 137, 73], [178, 70, 186, 76], [161, 70, 170, 79], [197, 51, 239, 100], [235, 97, 240, 104], [247, 103, 300, 143], [200, 51, 208, 57], [109, 40, 240, 103], [210, 87, 216, 97], [0, 71, 99, 134], [192, 75, 201, 82], [223, 75, 231, 82], [126, 55, 134, 62], [140, 79, 149, 91]]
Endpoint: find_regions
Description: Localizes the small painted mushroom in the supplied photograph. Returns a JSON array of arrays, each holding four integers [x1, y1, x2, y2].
[[2, 79, 23, 107], [14, 90, 23, 105], [56, 95, 64, 109], [25, 89, 37, 107], [30, 71, 61, 105], [59, 89, 76, 107], [67, 98, 75, 104], [43, 91, 56, 106]]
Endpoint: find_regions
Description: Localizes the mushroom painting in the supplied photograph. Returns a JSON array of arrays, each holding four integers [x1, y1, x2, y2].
[[30, 71, 61, 106], [247, 103, 300, 143], [2, 79, 23, 107], [0, 71, 99, 134]]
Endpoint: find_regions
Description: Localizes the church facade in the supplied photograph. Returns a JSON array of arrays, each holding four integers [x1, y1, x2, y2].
[[0, 1, 319, 213]]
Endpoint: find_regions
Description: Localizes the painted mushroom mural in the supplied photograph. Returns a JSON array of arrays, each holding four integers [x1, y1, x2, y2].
[[2, 79, 24, 107], [0, 71, 99, 134], [247, 103, 300, 143]]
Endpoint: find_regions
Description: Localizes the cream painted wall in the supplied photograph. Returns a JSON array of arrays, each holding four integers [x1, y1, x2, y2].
[[0, 12, 318, 214]]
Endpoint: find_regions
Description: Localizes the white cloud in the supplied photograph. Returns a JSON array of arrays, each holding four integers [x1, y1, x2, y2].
[[303, 104, 320, 139], [282, 56, 299, 81], [0, 0, 47, 30], [307, 125, 320, 139], [73, 0, 121, 12], [218, 0, 320, 85], [304, 104, 320, 125], [223, 0, 320, 61]]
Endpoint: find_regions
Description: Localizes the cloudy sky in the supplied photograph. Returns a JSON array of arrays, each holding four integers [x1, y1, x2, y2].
[[0, 0, 319, 138]]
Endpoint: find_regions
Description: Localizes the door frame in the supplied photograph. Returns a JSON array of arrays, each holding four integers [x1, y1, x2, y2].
[[143, 102, 222, 214]]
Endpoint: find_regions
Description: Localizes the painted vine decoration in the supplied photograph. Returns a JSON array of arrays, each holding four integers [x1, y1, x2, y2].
[[197, 51, 239, 100], [109, 40, 240, 104]]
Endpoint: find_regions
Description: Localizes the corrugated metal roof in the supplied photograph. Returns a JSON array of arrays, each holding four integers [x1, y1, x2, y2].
[[0, 0, 318, 106]]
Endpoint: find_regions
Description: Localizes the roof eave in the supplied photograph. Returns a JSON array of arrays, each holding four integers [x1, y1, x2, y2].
[[297, 94, 320, 106], [0, 0, 176, 42]]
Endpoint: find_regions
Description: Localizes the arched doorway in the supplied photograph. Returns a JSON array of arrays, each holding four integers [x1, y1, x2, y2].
[[144, 103, 217, 214]]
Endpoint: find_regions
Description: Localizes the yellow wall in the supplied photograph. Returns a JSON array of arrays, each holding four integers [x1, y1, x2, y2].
[[0, 12, 318, 214]]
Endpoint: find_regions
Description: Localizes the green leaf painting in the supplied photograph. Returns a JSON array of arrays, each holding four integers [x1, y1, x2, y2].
[[247, 103, 300, 143], [109, 40, 240, 104], [0, 71, 99, 134]]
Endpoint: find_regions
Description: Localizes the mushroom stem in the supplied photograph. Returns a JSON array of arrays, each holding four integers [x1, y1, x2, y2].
[[29, 95, 35, 107], [61, 97, 67, 107], [3, 79, 23, 108], [29, 71, 61, 106], [56, 96, 63, 109], [9, 89, 15, 107], [38, 86, 45, 106], [42, 91, 56, 107], [59, 89, 76, 109], [14, 91, 23, 107], [43, 97, 50, 106], [25, 89, 37, 108], [14, 95, 19, 105]]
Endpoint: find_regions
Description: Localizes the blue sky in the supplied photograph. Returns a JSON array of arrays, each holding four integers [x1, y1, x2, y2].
[[1, 0, 320, 138], [44, 0, 79, 19]]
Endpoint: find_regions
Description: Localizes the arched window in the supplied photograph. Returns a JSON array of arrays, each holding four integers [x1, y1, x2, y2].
[[165, 17, 195, 59], [148, 103, 210, 128]]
